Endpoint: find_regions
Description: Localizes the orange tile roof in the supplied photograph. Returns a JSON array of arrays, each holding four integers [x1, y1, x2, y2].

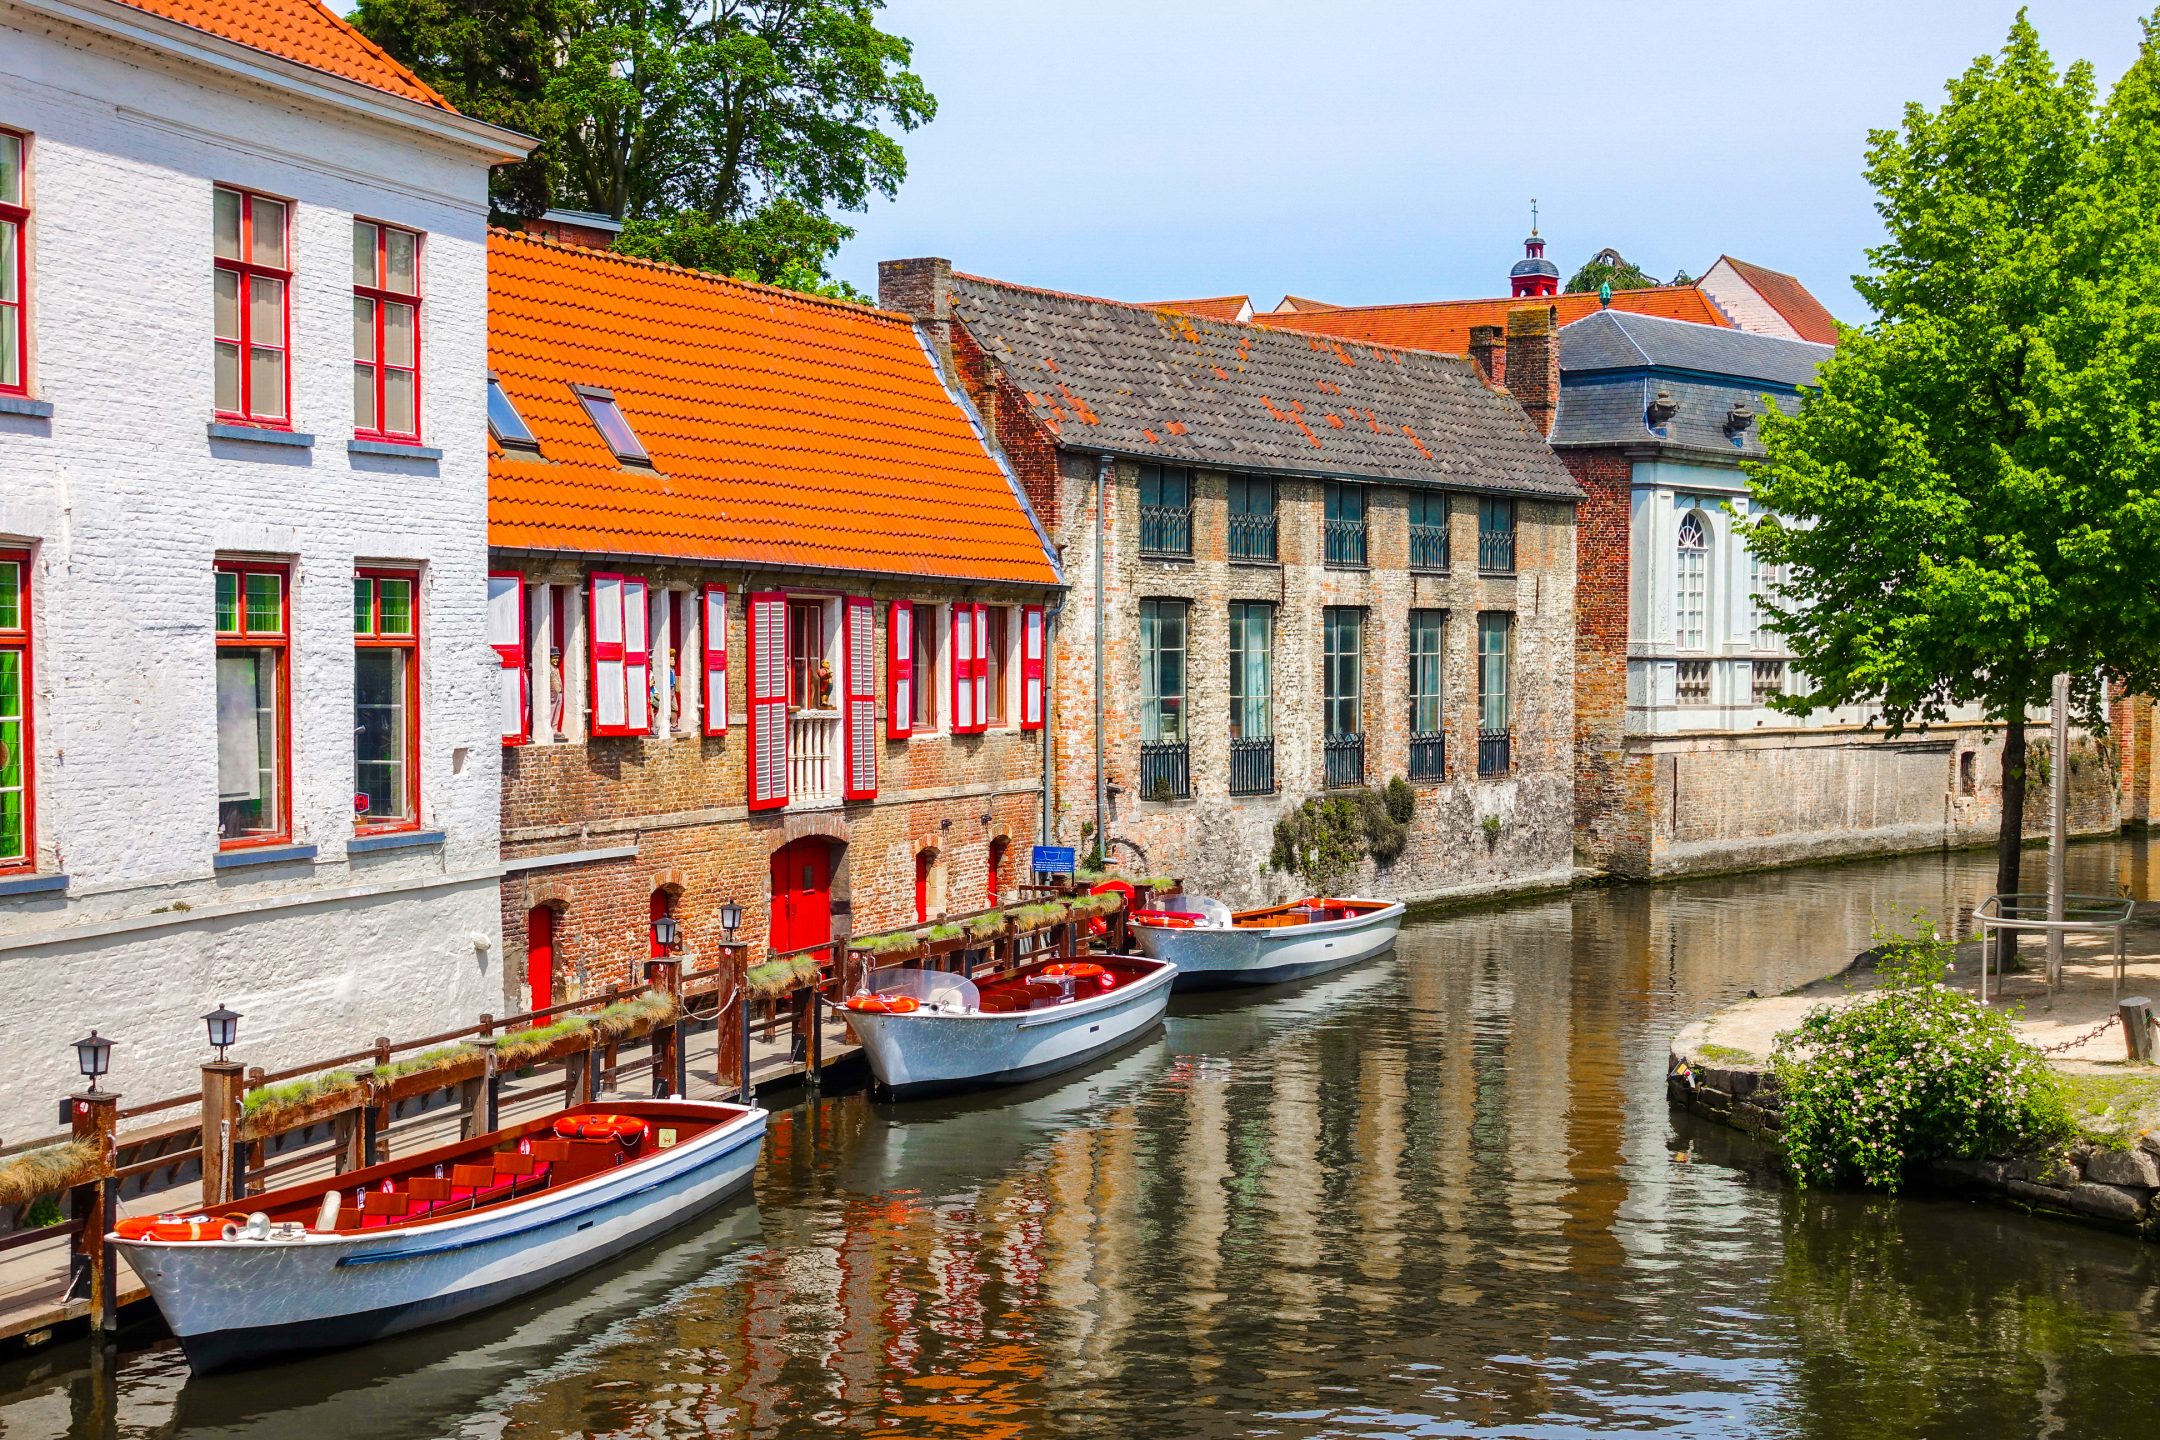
[[111, 0, 452, 109], [488, 231, 1057, 587], [1145, 295, 1251, 321], [1274, 295, 1341, 313], [1255, 285, 1729, 354], [1716, 256, 1841, 345]]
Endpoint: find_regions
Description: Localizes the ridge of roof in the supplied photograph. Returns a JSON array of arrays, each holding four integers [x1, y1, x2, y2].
[[1267, 282, 1711, 323], [1559, 307, 1830, 387], [954, 270, 1259, 320], [106, 0, 454, 110], [493, 226, 910, 326], [952, 270, 1419, 362]]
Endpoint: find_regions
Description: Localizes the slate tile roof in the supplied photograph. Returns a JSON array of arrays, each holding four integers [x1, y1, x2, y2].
[[1715, 255, 1841, 345], [1550, 311, 1830, 458], [489, 231, 1058, 586], [1255, 285, 1729, 355], [1558, 309, 1829, 388], [111, 0, 452, 109], [949, 274, 1581, 501]]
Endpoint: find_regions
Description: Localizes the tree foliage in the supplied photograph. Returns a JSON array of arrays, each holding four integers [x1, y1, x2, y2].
[[1742, 10, 2160, 906], [351, 0, 932, 293], [1565, 247, 1691, 294]]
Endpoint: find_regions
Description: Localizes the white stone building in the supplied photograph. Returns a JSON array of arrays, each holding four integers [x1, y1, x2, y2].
[[0, 0, 527, 1135]]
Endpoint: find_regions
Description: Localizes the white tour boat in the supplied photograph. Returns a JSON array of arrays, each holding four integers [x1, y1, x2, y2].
[[1129, 895, 1405, 989]]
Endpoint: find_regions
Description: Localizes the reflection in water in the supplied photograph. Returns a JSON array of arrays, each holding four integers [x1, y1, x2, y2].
[[9, 841, 2160, 1438]]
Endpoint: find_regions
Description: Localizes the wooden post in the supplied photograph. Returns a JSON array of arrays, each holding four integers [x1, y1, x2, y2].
[[198, 1060, 243, 1207], [646, 959, 683, 1097], [736, 948, 754, 1105], [2122, 996, 2155, 1065], [464, 1038, 499, 1139], [67, 1090, 119, 1332], [364, 1037, 391, 1167]]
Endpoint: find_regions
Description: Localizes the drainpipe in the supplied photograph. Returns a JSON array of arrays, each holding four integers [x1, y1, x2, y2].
[[1094, 454, 1113, 864], [1040, 593, 1066, 846]]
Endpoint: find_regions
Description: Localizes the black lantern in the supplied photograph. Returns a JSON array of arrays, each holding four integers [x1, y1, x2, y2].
[[203, 1003, 241, 1063], [651, 914, 682, 953], [719, 899, 743, 939], [73, 1030, 113, 1092]]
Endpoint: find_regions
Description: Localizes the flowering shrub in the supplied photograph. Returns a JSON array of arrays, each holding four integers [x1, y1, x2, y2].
[[1772, 922, 2073, 1190]]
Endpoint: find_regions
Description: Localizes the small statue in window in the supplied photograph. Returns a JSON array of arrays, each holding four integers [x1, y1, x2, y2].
[[547, 645, 566, 736], [811, 658, 834, 709]]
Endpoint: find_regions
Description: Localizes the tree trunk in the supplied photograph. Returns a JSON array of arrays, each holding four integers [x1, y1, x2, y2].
[[1996, 714, 2027, 965]]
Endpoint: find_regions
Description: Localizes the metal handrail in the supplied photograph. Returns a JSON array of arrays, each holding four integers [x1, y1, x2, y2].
[[1973, 892, 2136, 1005]]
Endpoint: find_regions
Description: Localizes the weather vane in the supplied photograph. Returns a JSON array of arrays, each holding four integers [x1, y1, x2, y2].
[[1531, 197, 1539, 236]]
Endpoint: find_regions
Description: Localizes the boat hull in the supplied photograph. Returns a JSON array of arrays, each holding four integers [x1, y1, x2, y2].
[[847, 962, 1177, 1099], [115, 1102, 765, 1373], [1137, 902, 1404, 989]]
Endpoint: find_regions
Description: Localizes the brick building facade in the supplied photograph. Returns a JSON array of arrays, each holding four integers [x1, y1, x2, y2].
[[488, 233, 1059, 1010], [881, 260, 1583, 908]]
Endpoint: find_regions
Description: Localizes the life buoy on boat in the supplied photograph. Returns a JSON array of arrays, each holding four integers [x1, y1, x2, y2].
[[552, 1113, 650, 1145], [114, 1213, 228, 1242], [1039, 962, 1115, 991], [844, 992, 921, 1014]]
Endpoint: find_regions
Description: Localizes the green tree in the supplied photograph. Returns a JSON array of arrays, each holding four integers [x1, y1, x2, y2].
[[1743, 11, 2160, 929], [1565, 247, 1656, 293], [351, 0, 933, 293]]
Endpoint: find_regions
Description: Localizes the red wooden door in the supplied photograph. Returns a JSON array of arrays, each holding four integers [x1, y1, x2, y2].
[[526, 905, 555, 1014], [769, 839, 833, 955]]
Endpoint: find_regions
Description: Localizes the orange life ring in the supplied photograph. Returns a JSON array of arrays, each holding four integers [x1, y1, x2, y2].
[[114, 1213, 227, 1242], [1039, 962, 1114, 991], [553, 1113, 649, 1144], [844, 992, 920, 1014]]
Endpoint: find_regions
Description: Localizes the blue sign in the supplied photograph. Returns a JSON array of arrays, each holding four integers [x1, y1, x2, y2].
[[1031, 845, 1077, 875]]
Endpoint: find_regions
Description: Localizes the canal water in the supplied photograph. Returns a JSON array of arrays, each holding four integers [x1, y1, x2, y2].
[[8, 841, 2160, 1438]]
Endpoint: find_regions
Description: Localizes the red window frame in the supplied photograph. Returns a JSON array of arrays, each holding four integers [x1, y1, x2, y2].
[[842, 596, 876, 801], [950, 602, 989, 734], [353, 567, 421, 832], [213, 187, 291, 427], [488, 572, 528, 746], [886, 600, 913, 739], [984, 607, 1009, 727], [353, 218, 422, 443], [587, 573, 650, 737], [746, 592, 789, 810], [1021, 604, 1045, 731], [0, 548, 34, 871], [214, 559, 292, 849], [0, 129, 28, 399], [701, 584, 729, 736]]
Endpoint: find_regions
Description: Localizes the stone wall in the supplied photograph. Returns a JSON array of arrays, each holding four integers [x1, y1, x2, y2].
[[1669, 1056, 2160, 1237]]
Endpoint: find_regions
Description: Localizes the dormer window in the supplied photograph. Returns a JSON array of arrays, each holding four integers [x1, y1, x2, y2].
[[574, 385, 648, 464], [487, 376, 537, 452]]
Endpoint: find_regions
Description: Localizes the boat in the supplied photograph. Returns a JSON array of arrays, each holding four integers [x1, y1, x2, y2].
[[839, 953, 1177, 1099], [1129, 895, 1405, 989], [109, 1097, 765, 1374]]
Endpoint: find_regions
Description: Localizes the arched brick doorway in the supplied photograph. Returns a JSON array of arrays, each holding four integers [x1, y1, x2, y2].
[[525, 903, 557, 1014], [769, 837, 835, 956]]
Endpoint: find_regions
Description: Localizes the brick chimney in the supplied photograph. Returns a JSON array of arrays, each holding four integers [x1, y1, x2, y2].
[[520, 209, 622, 251], [1503, 305, 1559, 438], [1467, 324, 1506, 389], [878, 257, 954, 358]]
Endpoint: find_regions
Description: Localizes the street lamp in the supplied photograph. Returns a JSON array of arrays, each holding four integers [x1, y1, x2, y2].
[[651, 914, 681, 954], [73, 1030, 113, 1093], [202, 1003, 241, 1063], [720, 899, 743, 940]]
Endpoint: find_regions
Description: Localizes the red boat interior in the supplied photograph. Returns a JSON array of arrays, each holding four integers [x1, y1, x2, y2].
[[1132, 897, 1392, 930], [845, 955, 1163, 1016], [113, 1101, 748, 1242]]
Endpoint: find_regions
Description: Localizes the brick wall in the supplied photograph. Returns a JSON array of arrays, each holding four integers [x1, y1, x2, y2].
[[495, 558, 1050, 1004], [1563, 446, 1651, 875]]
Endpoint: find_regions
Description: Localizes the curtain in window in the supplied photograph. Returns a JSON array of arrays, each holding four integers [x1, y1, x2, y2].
[[1676, 511, 1708, 649], [1229, 603, 1272, 740], [1140, 600, 1186, 744], [1323, 607, 1362, 736], [1478, 614, 1513, 733], [1411, 611, 1445, 734]]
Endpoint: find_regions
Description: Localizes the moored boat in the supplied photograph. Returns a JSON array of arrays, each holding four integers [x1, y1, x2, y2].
[[840, 953, 1177, 1099], [1130, 896, 1404, 989], [111, 1097, 765, 1373]]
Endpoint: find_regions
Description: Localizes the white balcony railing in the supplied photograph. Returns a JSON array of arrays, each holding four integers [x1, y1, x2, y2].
[[789, 711, 841, 805]]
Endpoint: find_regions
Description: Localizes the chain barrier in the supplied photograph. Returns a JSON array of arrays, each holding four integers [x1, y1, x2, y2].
[[2036, 1014, 2124, 1055]]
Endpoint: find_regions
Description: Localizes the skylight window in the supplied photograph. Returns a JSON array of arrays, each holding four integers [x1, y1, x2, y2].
[[574, 385, 649, 464], [487, 376, 538, 451]]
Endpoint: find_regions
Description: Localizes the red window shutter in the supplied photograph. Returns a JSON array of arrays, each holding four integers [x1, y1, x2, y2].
[[1021, 604, 1045, 731], [971, 602, 991, 731], [488, 572, 528, 744], [843, 596, 877, 799], [887, 600, 913, 739], [701, 584, 729, 735], [623, 578, 650, 733], [589, 573, 627, 735], [951, 602, 974, 733], [746, 592, 789, 810]]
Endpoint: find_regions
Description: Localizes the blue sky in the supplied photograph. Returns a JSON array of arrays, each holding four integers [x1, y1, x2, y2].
[[830, 1, 2151, 320]]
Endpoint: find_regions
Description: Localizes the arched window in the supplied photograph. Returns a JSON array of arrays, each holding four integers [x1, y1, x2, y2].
[[915, 847, 944, 923], [1675, 511, 1709, 650], [986, 837, 1008, 907], [525, 903, 557, 1015]]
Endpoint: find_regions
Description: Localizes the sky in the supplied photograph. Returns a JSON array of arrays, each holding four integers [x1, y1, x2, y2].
[[829, 0, 2153, 321]]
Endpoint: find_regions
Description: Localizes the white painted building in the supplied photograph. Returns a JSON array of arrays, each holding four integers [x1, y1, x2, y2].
[[0, 0, 527, 1135]]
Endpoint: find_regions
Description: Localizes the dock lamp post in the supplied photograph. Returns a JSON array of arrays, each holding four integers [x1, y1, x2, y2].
[[720, 900, 743, 940], [651, 913, 682, 954], [202, 1003, 241, 1063], [72, 1030, 113, 1093], [719, 900, 749, 1105]]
